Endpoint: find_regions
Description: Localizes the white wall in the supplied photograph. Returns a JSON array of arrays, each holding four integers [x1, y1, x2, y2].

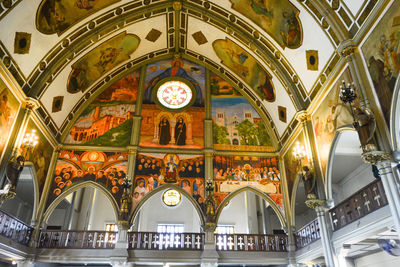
[[218, 192, 249, 234], [88, 189, 117, 230], [136, 190, 201, 232], [354, 251, 400, 267]]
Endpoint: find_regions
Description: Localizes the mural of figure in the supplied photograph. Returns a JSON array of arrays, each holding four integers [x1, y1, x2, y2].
[[175, 118, 186, 145], [353, 107, 376, 151], [165, 156, 178, 183], [144, 59, 203, 106], [301, 166, 317, 200], [159, 118, 171, 145]]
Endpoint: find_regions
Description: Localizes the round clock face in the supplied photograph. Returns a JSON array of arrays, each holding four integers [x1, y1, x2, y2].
[[156, 81, 193, 109]]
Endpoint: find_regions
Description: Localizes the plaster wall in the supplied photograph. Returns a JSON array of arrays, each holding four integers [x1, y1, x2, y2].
[[354, 251, 400, 267]]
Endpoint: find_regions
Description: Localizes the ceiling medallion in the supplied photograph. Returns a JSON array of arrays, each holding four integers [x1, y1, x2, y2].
[[155, 80, 195, 111], [162, 189, 181, 207]]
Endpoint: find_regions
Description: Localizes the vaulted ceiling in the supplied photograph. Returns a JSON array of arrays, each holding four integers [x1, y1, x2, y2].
[[0, 0, 381, 148]]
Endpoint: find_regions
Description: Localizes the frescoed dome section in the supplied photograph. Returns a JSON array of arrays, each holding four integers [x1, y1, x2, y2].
[[211, 72, 273, 152], [36, 0, 120, 35], [64, 70, 139, 146]]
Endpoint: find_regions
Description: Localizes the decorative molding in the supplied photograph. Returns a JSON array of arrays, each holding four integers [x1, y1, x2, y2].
[[361, 150, 392, 165]]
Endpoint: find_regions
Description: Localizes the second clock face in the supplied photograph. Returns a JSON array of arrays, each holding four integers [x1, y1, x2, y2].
[[156, 80, 193, 109]]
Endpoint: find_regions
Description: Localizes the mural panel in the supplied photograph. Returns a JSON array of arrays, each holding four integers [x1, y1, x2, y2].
[[213, 38, 275, 102], [283, 131, 305, 199], [65, 70, 139, 146], [47, 150, 128, 208], [312, 69, 354, 178], [229, 0, 302, 49], [211, 73, 273, 152], [362, 1, 400, 126], [36, 0, 120, 35], [213, 155, 283, 209], [21, 120, 54, 198], [0, 80, 19, 161], [143, 58, 206, 107], [133, 153, 205, 209], [67, 32, 140, 94]]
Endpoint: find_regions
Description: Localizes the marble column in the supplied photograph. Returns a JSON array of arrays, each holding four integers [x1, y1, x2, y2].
[[286, 226, 297, 267], [362, 151, 400, 240], [306, 200, 337, 267], [201, 223, 218, 267], [110, 228, 129, 267]]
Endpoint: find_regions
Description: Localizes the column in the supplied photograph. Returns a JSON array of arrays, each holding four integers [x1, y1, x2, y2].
[[110, 227, 129, 267], [362, 151, 400, 240], [201, 223, 218, 267], [286, 226, 297, 267], [308, 200, 337, 267]]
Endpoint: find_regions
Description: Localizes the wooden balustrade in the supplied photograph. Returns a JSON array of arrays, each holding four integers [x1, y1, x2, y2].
[[0, 209, 33, 246], [329, 179, 388, 231], [294, 218, 320, 249], [215, 234, 287, 252], [128, 232, 204, 250], [37, 230, 117, 249]]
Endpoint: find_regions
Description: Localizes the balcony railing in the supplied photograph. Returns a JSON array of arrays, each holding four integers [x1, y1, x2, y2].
[[0, 209, 33, 246], [128, 232, 204, 250], [215, 234, 287, 252], [37, 230, 117, 249], [329, 179, 388, 231], [294, 218, 320, 249]]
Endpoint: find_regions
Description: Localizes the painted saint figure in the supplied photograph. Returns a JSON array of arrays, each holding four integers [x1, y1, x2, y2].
[[159, 118, 171, 145], [165, 156, 178, 183], [175, 118, 186, 145]]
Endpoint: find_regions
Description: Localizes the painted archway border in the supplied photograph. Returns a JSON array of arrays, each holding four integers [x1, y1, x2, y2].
[[215, 186, 287, 229], [129, 184, 206, 227], [42, 181, 119, 226], [390, 74, 400, 152]]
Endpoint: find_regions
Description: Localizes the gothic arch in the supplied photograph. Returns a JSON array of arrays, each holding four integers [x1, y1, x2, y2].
[[129, 184, 205, 227], [42, 181, 119, 226], [215, 186, 286, 229], [325, 126, 357, 202], [289, 171, 302, 226], [154, 112, 174, 126], [390, 74, 400, 152], [16, 163, 40, 224]]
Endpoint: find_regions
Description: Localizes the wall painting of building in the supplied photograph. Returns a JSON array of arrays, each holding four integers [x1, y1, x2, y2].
[[211, 73, 273, 152], [65, 70, 139, 146], [48, 150, 128, 208], [213, 155, 282, 209], [133, 153, 205, 210]]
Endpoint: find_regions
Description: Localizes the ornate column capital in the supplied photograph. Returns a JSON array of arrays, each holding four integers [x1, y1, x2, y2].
[[24, 97, 40, 110], [340, 45, 357, 58], [361, 150, 392, 165], [305, 199, 328, 210], [295, 110, 310, 123]]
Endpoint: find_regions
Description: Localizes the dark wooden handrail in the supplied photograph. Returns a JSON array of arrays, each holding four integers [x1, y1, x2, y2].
[[0, 209, 33, 246], [215, 233, 287, 252], [128, 231, 204, 250], [294, 218, 320, 249], [329, 179, 387, 231]]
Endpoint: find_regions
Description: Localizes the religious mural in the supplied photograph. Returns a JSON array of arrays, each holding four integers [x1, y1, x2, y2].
[[140, 59, 205, 149], [21, 120, 54, 198], [143, 58, 206, 106], [211, 73, 273, 152], [213, 38, 275, 102], [36, 0, 120, 35], [0, 81, 19, 161], [229, 0, 302, 49], [65, 70, 139, 146], [213, 155, 283, 209], [67, 32, 140, 94], [312, 69, 354, 178], [133, 153, 205, 209], [47, 150, 128, 207], [362, 1, 400, 126], [283, 131, 306, 200]]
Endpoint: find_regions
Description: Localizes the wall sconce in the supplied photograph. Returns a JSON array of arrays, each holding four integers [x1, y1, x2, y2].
[[0, 130, 38, 202]]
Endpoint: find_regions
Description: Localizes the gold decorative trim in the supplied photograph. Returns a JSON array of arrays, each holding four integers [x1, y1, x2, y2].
[[340, 46, 357, 58], [305, 199, 326, 209], [361, 150, 392, 165]]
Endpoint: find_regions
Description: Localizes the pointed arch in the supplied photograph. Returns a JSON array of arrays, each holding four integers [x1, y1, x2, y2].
[[289, 171, 302, 227], [324, 126, 357, 202], [215, 186, 286, 229], [391, 74, 400, 151], [42, 181, 119, 225], [129, 184, 205, 227]]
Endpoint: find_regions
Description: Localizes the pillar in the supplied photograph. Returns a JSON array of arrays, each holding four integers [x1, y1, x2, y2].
[[362, 151, 400, 240], [201, 223, 218, 267], [187, 121, 193, 144], [286, 226, 297, 267], [110, 227, 129, 267]]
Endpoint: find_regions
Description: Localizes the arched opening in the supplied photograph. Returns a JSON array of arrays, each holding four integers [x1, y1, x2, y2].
[[131, 187, 202, 233], [44, 186, 118, 231], [327, 130, 375, 205], [0, 166, 37, 225], [216, 190, 284, 235]]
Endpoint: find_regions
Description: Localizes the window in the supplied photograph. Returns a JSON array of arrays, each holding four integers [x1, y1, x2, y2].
[[215, 225, 234, 250], [156, 80, 193, 109], [105, 223, 118, 232], [156, 224, 184, 249]]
